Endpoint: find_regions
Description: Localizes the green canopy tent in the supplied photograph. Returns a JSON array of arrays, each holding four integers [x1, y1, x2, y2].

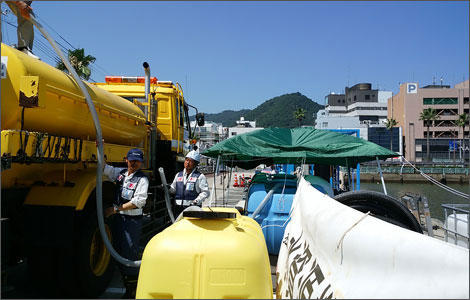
[[202, 127, 398, 169]]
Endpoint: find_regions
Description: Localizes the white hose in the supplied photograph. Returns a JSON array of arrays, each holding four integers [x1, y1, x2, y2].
[[251, 183, 283, 219], [29, 15, 140, 267], [158, 167, 175, 223], [402, 157, 469, 199]]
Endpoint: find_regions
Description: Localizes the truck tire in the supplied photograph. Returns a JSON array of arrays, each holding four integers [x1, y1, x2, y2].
[[72, 209, 115, 297], [26, 207, 114, 298], [333, 190, 423, 233]]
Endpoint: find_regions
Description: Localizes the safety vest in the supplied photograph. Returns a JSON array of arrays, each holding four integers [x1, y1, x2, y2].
[[115, 169, 147, 216], [175, 170, 201, 206]]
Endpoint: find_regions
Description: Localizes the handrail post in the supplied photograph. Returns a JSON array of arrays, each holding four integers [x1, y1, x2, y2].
[[376, 156, 388, 195]]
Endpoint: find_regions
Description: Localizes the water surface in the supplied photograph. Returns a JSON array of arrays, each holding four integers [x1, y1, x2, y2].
[[360, 181, 469, 221]]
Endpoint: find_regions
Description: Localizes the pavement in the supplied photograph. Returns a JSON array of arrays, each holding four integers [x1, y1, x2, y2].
[[203, 170, 255, 209]]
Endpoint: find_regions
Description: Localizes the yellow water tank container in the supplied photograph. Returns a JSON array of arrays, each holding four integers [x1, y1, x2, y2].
[[136, 208, 273, 299], [1, 43, 147, 145]]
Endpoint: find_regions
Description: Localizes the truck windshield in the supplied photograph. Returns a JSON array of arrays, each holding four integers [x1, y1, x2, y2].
[[123, 97, 146, 114], [184, 105, 190, 132], [179, 100, 185, 127]]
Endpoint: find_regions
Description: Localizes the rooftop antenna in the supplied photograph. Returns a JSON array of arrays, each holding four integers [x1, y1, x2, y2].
[[433, 76, 436, 85], [440, 77, 443, 86]]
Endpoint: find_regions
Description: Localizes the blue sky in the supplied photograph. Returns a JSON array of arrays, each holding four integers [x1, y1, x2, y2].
[[2, 1, 469, 114]]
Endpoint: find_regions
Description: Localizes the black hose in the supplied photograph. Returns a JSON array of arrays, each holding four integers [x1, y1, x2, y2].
[[334, 190, 423, 234]]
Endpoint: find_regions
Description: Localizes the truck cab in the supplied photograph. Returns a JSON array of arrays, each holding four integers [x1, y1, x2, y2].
[[93, 76, 203, 179]]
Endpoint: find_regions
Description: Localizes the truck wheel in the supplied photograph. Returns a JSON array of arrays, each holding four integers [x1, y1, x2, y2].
[[73, 209, 115, 297], [27, 209, 114, 298]]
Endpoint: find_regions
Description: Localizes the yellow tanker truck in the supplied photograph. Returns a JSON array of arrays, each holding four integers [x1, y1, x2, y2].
[[1, 42, 203, 297]]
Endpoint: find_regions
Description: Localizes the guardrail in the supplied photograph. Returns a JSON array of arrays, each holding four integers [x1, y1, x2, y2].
[[358, 166, 469, 175], [442, 203, 470, 249]]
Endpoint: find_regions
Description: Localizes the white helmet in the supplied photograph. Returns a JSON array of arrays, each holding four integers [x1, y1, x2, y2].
[[186, 150, 200, 163]]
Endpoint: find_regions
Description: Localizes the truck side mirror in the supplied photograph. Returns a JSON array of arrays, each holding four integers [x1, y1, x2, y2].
[[196, 113, 205, 126]]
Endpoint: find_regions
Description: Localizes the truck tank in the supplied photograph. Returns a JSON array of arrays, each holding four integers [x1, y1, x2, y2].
[[1, 43, 147, 145]]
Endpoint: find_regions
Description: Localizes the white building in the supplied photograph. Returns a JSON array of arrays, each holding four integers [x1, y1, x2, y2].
[[191, 121, 223, 152], [325, 84, 391, 124], [315, 84, 402, 158], [228, 117, 263, 138], [315, 110, 367, 138]]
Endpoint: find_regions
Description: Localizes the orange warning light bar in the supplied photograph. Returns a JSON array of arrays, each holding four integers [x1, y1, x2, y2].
[[105, 76, 158, 84]]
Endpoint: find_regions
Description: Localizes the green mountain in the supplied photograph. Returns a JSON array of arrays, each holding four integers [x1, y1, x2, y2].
[[195, 109, 251, 127], [194, 92, 324, 128], [244, 92, 323, 128]]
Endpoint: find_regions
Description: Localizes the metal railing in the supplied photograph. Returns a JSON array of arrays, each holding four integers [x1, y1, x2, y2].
[[359, 166, 469, 175], [442, 203, 470, 249], [399, 193, 434, 236]]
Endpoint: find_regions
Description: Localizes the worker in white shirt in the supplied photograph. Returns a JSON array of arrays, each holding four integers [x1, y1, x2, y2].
[[103, 148, 148, 299], [169, 150, 210, 218]]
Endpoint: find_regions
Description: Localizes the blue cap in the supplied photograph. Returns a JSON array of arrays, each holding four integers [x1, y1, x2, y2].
[[127, 148, 144, 161]]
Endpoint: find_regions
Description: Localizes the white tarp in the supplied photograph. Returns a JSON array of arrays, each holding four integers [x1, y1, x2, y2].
[[276, 178, 469, 299]]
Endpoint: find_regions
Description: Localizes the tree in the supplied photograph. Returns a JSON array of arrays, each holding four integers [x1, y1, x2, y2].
[[384, 118, 398, 151], [293, 108, 306, 127], [56, 48, 96, 80], [419, 108, 440, 162], [456, 113, 469, 163]]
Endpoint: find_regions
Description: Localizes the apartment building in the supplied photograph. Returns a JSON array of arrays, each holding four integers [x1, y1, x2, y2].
[[389, 79, 469, 162], [326, 83, 391, 124], [318, 83, 401, 153], [191, 121, 224, 152]]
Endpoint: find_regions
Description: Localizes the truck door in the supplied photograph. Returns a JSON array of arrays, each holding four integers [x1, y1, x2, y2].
[[183, 103, 191, 153], [178, 95, 187, 154]]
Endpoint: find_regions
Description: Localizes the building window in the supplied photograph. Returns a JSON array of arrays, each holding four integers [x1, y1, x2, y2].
[[232, 132, 237, 136], [348, 98, 351, 102], [338, 100, 341, 103], [322, 122, 328, 128], [354, 95, 357, 101], [342, 99, 345, 103], [422, 122, 435, 130], [465, 97, 469, 104], [365, 95, 370, 100], [423, 98, 458, 105], [372, 94, 375, 97]]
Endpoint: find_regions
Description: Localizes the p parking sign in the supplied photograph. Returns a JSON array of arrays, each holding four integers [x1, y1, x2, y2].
[[407, 83, 417, 94]]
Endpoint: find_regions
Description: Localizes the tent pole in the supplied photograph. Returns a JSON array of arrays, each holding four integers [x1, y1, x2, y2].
[[225, 167, 232, 206], [224, 159, 234, 207], [209, 155, 221, 207], [356, 163, 361, 190], [376, 156, 388, 195], [346, 161, 352, 191], [329, 165, 333, 189]]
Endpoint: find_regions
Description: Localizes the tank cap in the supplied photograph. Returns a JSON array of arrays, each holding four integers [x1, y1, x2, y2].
[[183, 211, 237, 219]]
